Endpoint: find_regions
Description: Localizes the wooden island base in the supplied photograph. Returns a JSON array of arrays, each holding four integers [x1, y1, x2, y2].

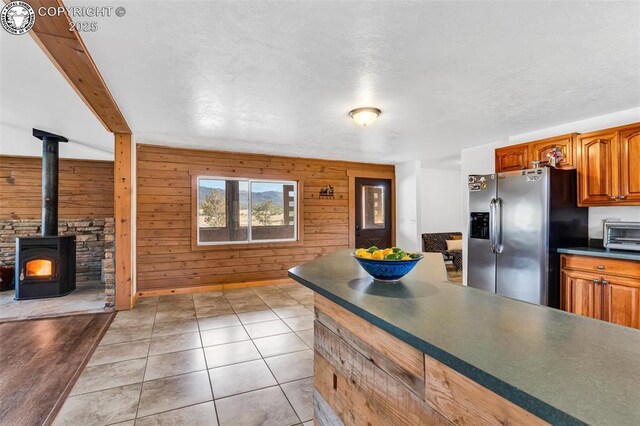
[[312, 294, 547, 425]]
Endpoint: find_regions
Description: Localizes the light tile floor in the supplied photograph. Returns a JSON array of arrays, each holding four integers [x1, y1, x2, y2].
[[54, 282, 315, 426], [0, 281, 108, 322]]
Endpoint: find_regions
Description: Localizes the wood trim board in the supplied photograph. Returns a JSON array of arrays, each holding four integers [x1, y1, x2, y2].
[[136, 278, 294, 298]]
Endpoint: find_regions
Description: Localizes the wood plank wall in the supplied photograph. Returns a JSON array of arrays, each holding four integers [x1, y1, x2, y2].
[[136, 144, 394, 291], [0, 155, 114, 219]]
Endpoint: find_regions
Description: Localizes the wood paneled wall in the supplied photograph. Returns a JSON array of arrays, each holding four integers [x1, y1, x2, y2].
[[0, 155, 114, 220], [136, 144, 394, 291]]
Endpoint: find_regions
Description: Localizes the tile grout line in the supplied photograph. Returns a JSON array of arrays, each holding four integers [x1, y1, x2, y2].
[[74, 286, 312, 424], [200, 292, 226, 426], [249, 287, 304, 425], [133, 296, 161, 421]]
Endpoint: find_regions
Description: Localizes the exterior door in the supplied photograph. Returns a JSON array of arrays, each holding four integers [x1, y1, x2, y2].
[[618, 126, 640, 204], [561, 270, 602, 320], [355, 178, 391, 249], [577, 130, 619, 206]]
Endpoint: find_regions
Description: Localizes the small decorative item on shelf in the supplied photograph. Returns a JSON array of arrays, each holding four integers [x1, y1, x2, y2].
[[547, 147, 563, 168], [319, 185, 335, 199]]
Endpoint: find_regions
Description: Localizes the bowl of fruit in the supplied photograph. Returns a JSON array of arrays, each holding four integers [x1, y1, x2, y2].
[[352, 246, 423, 282]]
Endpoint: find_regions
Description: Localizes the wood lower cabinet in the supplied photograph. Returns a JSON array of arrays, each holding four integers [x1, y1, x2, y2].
[[561, 270, 602, 320], [602, 276, 640, 329], [560, 254, 640, 329], [495, 143, 529, 172]]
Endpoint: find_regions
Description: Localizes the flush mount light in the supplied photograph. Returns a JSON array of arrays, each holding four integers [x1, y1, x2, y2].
[[349, 107, 381, 127]]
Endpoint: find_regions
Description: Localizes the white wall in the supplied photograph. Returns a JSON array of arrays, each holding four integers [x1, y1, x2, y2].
[[589, 207, 640, 239], [460, 139, 505, 286], [420, 167, 463, 233], [460, 107, 640, 285], [0, 28, 113, 160], [395, 161, 422, 252]]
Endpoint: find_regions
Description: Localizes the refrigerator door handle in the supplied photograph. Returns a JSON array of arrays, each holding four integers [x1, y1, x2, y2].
[[489, 198, 497, 254], [495, 197, 504, 253]]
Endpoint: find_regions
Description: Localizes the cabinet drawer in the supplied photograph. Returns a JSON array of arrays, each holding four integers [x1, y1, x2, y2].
[[561, 255, 640, 279]]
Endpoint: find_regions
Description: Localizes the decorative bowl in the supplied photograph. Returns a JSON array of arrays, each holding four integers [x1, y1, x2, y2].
[[351, 252, 423, 282]]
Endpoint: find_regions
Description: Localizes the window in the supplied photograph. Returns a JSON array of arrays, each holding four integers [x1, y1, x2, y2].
[[197, 177, 297, 245]]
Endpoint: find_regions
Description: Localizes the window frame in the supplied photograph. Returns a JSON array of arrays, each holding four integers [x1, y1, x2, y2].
[[194, 175, 299, 247]]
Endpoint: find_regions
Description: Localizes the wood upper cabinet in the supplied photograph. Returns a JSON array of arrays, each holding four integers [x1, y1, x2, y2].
[[560, 254, 640, 330], [495, 134, 577, 173], [618, 126, 640, 203], [495, 143, 529, 172], [576, 130, 619, 205], [528, 133, 577, 170], [576, 123, 640, 206]]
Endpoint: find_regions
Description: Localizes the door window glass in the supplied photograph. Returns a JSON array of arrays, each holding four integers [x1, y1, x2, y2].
[[362, 185, 385, 229]]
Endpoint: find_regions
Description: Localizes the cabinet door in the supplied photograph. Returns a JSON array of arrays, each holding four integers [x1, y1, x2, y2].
[[495, 144, 529, 172], [602, 276, 640, 329], [576, 130, 619, 206], [528, 133, 577, 170], [618, 126, 640, 205], [561, 270, 603, 319]]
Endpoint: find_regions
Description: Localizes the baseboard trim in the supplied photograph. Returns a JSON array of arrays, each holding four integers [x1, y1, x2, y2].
[[136, 278, 295, 298]]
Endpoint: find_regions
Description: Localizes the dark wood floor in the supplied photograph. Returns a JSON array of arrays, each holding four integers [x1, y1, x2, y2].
[[0, 313, 114, 426]]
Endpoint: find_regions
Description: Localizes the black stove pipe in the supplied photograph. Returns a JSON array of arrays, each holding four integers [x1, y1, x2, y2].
[[33, 129, 68, 237]]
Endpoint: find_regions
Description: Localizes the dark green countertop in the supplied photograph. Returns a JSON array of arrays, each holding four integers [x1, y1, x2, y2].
[[289, 249, 640, 425], [558, 247, 640, 261]]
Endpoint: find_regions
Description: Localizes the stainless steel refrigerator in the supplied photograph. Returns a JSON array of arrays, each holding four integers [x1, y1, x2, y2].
[[467, 168, 588, 308]]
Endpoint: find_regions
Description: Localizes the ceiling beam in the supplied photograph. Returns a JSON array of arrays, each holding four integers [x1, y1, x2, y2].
[[15, 0, 131, 134]]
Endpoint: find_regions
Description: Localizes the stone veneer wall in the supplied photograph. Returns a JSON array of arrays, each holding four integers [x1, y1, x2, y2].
[[0, 218, 115, 307]]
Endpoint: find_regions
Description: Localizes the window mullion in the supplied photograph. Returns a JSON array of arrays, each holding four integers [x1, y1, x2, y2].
[[248, 180, 252, 243]]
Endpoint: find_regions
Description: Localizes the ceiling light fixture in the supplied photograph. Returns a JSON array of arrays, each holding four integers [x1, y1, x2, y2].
[[349, 107, 381, 127]]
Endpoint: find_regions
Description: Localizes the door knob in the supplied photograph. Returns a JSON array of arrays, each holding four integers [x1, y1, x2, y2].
[[593, 279, 600, 285], [619, 195, 627, 200], [610, 196, 617, 201], [601, 280, 609, 285]]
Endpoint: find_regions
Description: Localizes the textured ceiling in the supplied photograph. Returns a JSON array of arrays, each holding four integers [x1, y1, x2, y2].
[[0, 29, 113, 159], [23, 1, 640, 163]]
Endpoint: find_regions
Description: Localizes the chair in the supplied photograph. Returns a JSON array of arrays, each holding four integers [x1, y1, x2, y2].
[[422, 232, 463, 271], [420, 252, 449, 282]]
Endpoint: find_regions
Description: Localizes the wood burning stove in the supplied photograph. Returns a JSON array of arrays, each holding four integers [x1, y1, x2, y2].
[[15, 236, 76, 299], [14, 129, 76, 300]]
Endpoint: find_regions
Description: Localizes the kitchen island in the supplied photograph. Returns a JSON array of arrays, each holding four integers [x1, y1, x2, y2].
[[289, 249, 640, 425]]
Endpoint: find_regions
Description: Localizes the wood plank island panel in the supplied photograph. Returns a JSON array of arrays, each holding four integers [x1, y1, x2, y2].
[[0, 155, 114, 219], [136, 144, 394, 291], [314, 294, 548, 426]]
